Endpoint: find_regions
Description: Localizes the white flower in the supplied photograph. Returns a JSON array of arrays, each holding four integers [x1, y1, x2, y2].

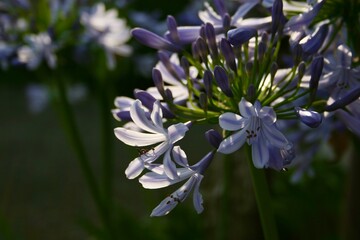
[[17, 32, 57, 70], [114, 100, 189, 179], [218, 98, 291, 168], [139, 147, 214, 216], [81, 3, 132, 69]]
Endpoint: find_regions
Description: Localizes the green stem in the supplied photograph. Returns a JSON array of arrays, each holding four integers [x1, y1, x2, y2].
[[217, 153, 232, 240], [50, 76, 114, 238], [97, 75, 115, 209], [245, 146, 279, 240]]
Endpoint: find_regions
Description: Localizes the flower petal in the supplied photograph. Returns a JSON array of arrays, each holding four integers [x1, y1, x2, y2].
[[259, 106, 277, 124], [219, 112, 246, 131], [251, 138, 269, 168], [163, 148, 179, 180], [151, 101, 164, 129], [239, 97, 256, 118], [262, 123, 288, 148], [193, 174, 204, 214], [130, 100, 164, 134], [167, 123, 189, 144], [217, 128, 247, 154], [172, 146, 189, 167], [125, 157, 144, 179], [114, 128, 165, 146]]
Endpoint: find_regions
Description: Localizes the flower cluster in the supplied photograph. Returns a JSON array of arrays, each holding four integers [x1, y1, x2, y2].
[[113, 0, 360, 216], [0, 1, 132, 71]]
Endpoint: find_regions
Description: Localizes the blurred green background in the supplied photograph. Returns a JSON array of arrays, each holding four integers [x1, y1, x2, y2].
[[0, 0, 357, 239]]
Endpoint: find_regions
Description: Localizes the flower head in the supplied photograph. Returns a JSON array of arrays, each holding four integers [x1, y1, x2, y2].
[[114, 100, 189, 179], [218, 98, 293, 169]]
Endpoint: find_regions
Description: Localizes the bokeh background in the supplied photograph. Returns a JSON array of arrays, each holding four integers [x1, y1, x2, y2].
[[0, 0, 358, 239]]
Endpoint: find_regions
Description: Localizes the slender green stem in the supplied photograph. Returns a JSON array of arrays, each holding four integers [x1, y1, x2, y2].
[[245, 146, 279, 240], [217, 153, 232, 240], [50, 76, 114, 238], [97, 75, 115, 208]]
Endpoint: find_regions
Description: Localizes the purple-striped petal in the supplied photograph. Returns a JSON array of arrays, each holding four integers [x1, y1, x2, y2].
[[219, 112, 246, 131], [131, 28, 181, 52], [114, 128, 165, 146], [217, 127, 247, 154], [125, 157, 144, 179], [239, 97, 256, 118]]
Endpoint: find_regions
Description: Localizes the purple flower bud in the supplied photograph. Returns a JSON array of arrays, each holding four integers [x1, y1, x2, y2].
[[220, 38, 236, 72], [195, 37, 209, 63], [203, 70, 213, 98], [134, 89, 175, 118], [199, 92, 208, 111], [165, 88, 174, 102], [228, 28, 257, 47], [325, 87, 360, 111], [292, 43, 303, 64], [205, 23, 219, 59], [191, 151, 215, 174], [222, 13, 231, 31], [131, 28, 181, 52], [180, 56, 190, 78], [271, 62, 278, 79], [152, 68, 165, 98], [112, 109, 131, 121], [247, 84, 255, 102], [295, 107, 322, 128], [300, 25, 328, 55], [214, 65, 233, 97], [309, 55, 324, 102], [271, 0, 286, 34], [214, 0, 226, 17], [298, 61, 306, 80], [258, 41, 267, 60], [205, 129, 223, 149], [192, 41, 200, 60], [166, 15, 180, 44], [199, 25, 206, 39]]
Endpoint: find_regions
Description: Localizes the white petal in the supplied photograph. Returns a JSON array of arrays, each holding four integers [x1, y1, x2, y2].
[[251, 138, 269, 168], [259, 106, 277, 124], [219, 112, 246, 131], [262, 123, 288, 148], [163, 148, 179, 180], [217, 128, 247, 154], [151, 101, 164, 129], [130, 100, 164, 134], [150, 195, 178, 217], [167, 123, 189, 144], [114, 96, 134, 109], [172, 146, 189, 167], [193, 174, 204, 214], [125, 157, 144, 179], [114, 128, 165, 146], [239, 98, 255, 118], [337, 44, 352, 68], [139, 172, 173, 189]]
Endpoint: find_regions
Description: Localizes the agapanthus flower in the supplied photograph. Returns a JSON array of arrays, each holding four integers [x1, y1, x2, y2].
[[80, 2, 132, 69], [114, 100, 190, 179], [17, 32, 57, 70], [139, 146, 214, 216], [320, 44, 360, 102], [218, 98, 293, 169]]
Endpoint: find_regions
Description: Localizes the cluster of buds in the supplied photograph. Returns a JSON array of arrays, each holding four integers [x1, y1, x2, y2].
[[113, 0, 360, 216]]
